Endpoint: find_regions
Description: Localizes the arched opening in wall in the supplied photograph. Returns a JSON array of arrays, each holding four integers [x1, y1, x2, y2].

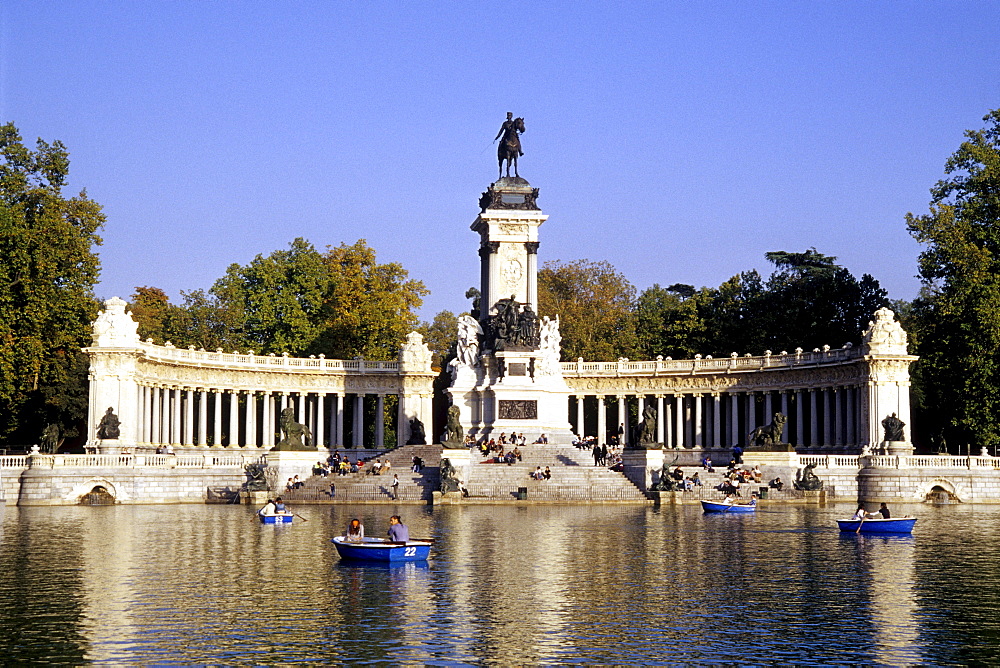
[[924, 485, 959, 504], [80, 486, 116, 505]]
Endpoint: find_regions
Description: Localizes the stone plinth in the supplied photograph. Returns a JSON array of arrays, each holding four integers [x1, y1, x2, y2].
[[742, 450, 801, 467], [885, 440, 914, 456], [264, 450, 328, 493], [622, 448, 664, 491]]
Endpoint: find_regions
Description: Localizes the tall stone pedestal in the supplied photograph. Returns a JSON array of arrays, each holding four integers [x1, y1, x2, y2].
[[448, 176, 573, 443], [622, 448, 664, 492]]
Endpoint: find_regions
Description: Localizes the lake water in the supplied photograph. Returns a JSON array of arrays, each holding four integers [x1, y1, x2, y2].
[[1, 501, 997, 665]]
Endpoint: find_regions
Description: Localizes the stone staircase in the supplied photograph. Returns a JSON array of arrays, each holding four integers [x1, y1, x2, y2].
[[654, 465, 807, 503], [281, 444, 443, 503], [462, 444, 649, 503]]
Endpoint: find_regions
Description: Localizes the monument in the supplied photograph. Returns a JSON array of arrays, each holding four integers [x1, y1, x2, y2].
[[447, 115, 574, 443]]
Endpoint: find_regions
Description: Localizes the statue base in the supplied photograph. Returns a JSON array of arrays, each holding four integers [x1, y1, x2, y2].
[[750, 442, 795, 453], [621, 449, 664, 491], [884, 440, 914, 456], [627, 442, 664, 451]]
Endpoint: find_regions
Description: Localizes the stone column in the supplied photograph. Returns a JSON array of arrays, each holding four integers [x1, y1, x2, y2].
[[656, 395, 665, 444], [375, 394, 385, 448], [336, 393, 345, 447], [746, 391, 756, 436], [712, 394, 722, 448], [834, 387, 843, 447], [621, 395, 630, 447], [525, 241, 539, 308], [140, 385, 150, 445], [693, 394, 703, 447], [280, 393, 288, 412], [198, 389, 208, 446], [150, 386, 160, 446], [297, 393, 306, 423], [780, 391, 789, 422], [576, 395, 585, 437], [663, 396, 672, 448], [172, 387, 182, 448], [674, 395, 684, 448], [764, 391, 773, 422], [809, 389, 819, 447], [354, 394, 364, 448], [794, 390, 804, 446], [228, 390, 239, 448], [259, 391, 270, 447], [729, 393, 739, 447], [213, 390, 223, 448], [597, 395, 606, 444], [245, 391, 257, 448], [184, 388, 194, 447], [846, 386, 856, 448], [316, 393, 326, 448], [824, 389, 834, 447]]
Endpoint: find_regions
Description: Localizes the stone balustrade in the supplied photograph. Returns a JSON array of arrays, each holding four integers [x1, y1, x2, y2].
[[560, 347, 856, 377], [1, 452, 263, 470]]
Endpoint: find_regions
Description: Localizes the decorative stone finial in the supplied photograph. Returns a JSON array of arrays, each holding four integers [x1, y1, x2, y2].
[[399, 331, 432, 372], [861, 307, 909, 355], [90, 297, 140, 347]]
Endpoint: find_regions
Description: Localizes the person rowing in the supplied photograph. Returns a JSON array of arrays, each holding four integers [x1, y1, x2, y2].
[[258, 498, 276, 517]]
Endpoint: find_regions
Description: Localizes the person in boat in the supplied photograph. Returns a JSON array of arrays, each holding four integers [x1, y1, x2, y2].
[[345, 518, 364, 542], [878, 503, 891, 519], [388, 515, 409, 542], [748, 493, 758, 506], [258, 498, 276, 517], [274, 497, 289, 514], [854, 504, 871, 520], [723, 494, 737, 506]]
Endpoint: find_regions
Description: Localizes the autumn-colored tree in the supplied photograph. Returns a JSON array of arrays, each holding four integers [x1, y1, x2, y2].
[[0, 123, 104, 444], [418, 310, 459, 370], [311, 240, 428, 359], [537, 259, 638, 361]]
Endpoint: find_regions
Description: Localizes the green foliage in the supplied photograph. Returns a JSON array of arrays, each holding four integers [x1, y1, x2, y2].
[[537, 259, 638, 361], [418, 310, 459, 370], [311, 240, 428, 359], [147, 238, 427, 360], [0, 123, 103, 443], [906, 109, 1000, 450], [635, 284, 708, 359], [212, 237, 329, 355]]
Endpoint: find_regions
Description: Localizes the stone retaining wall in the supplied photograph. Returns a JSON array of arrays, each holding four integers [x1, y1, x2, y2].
[[16, 467, 245, 506]]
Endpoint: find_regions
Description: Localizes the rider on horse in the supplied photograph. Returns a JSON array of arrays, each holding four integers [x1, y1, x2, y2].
[[496, 112, 525, 178]]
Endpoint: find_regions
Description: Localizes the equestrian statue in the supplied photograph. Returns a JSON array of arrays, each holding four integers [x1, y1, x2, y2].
[[495, 112, 525, 179]]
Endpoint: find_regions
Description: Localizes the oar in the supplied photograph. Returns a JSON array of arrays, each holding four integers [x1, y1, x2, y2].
[[293, 512, 308, 522], [856, 514, 865, 534]]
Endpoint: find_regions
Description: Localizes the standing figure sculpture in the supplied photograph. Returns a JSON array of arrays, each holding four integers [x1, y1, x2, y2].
[[496, 112, 525, 179]]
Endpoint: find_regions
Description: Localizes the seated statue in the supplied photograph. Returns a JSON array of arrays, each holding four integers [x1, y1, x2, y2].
[[440, 457, 460, 494], [882, 413, 905, 442], [96, 407, 121, 440], [406, 417, 427, 445], [793, 463, 824, 491]]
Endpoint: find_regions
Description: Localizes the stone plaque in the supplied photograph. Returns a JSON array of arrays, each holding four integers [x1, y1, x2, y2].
[[508, 363, 527, 376], [498, 400, 537, 420]]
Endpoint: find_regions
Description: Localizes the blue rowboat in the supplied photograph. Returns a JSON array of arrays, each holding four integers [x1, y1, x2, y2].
[[702, 500, 756, 513], [837, 517, 916, 534], [332, 536, 431, 562], [259, 513, 294, 524]]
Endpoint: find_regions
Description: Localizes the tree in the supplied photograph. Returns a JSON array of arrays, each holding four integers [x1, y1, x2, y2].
[[208, 238, 427, 359], [210, 237, 328, 355], [418, 310, 459, 370], [635, 284, 708, 359], [0, 123, 104, 444], [311, 240, 428, 359], [537, 259, 638, 361], [906, 109, 1000, 451]]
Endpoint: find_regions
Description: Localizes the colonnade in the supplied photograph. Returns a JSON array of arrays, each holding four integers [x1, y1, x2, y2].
[[569, 385, 865, 450], [134, 385, 413, 449]]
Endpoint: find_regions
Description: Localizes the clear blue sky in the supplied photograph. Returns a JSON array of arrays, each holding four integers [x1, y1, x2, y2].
[[3, 2, 998, 321]]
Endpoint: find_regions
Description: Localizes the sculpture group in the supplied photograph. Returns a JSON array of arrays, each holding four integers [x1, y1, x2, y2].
[[488, 296, 539, 351]]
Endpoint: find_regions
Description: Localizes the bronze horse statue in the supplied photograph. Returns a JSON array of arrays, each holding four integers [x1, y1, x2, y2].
[[497, 116, 525, 179]]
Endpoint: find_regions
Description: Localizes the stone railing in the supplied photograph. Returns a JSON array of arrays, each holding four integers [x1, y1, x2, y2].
[[560, 346, 858, 377], [140, 343, 402, 373], [862, 454, 999, 470], [799, 455, 862, 469], [0, 455, 28, 469], [8, 453, 264, 470]]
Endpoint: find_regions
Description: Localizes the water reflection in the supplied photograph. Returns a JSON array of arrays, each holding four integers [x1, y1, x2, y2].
[[1, 502, 999, 663]]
